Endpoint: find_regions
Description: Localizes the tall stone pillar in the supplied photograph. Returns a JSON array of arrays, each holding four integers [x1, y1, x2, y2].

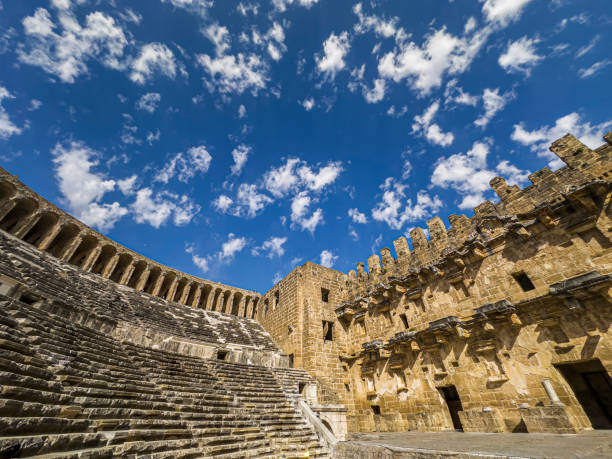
[[119, 262, 136, 285], [150, 272, 166, 296], [13, 213, 41, 238], [60, 235, 83, 262], [225, 292, 235, 314], [179, 283, 192, 305], [206, 288, 216, 310], [237, 296, 247, 317], [101, 254, 120, 278], [135, 266, 152, 291], [190, 285, 202, 308], [37, 224, 62, 251], [166, 277, 179, 302], [82, 246, 101, 271]]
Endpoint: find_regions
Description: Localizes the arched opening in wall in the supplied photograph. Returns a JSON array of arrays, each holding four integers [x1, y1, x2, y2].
[[157, 272, 176, 299], [91, 245, 116, 275], [127, 260, 147, 288], [231, 292, 242, 315], [143, 267, 162, 294], [321, 420, 334, 435], [219, 291, 231, 313], [243, 296, 251, 317], [172, 277, 189, 303], [46, 224, 79, 258], [0, 198, 38, 234], [110, 254, 132, 283], [438, 385, 464, 431], [212, 289, 223, 311], [0, 181, 16, 202], [186, 283, 198, 306], [198, 285, 212, 309], [68, 236, 98, 268], [23, 212, 58, 247], [251, 298, 258, 319]]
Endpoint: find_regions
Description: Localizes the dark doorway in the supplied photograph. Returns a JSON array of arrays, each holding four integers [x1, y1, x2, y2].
[[555, 359, 612, 429], [439, 385, 464, 430]]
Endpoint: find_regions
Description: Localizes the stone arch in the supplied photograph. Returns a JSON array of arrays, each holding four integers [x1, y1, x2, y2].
[[68, 236, 98, 268], [321, 419, 334, 434], [251, 298, 259, 319], [211, 288, 223, 311], [23, 212, 59, 247], [173, 277, 189, 303], [157, 271, 176, 299], [221, 290, 232, 313], [0, 198, 38, 234], [46, 223, 80, 258], [110, 253, 133, 283], [127, 260, 147, 288], [231, 292, 242, 316], [91, 245, 117, 275], [144, 267, 163, 294], [0, 180, 16, 202]]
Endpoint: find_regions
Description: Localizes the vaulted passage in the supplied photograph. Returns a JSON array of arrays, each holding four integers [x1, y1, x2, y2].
[[439, 385, 464, 431], [46, 224, 79, 258], [556, 360, 612, 429], [0, 198, 37, 234], [23, 212, 58, 247]]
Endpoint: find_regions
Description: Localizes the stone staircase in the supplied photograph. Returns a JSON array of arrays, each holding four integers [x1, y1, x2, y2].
[[211, 361, 330, 458]]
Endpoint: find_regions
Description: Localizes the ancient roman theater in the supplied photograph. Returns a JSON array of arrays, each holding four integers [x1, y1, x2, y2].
[[0, 131, 611, 457]]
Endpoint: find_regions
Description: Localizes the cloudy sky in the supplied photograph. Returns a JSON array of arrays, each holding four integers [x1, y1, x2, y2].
[[0, 0, 610, 292]]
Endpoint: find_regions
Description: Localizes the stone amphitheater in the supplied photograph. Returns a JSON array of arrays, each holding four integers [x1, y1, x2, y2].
[[0, 131, 611, 458]]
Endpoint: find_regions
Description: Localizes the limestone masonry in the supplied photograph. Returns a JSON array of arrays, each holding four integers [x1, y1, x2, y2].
[[0, 130, 611, 457]]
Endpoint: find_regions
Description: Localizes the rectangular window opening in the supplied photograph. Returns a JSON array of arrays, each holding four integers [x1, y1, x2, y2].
[[321, 287, 330, 302], [512, 272, 535, 292], [399, 313, 409, 329], [371, 405, 381, 415], [216, 350, 228, 361], [322, 320, 334, 341], [288, 354, 294, 368]]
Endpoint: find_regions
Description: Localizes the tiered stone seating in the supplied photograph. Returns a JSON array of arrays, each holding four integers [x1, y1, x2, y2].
[[212, 361, 330, 458], [0, 296, 277, 458], [0, 231, 277, 350], [0, 231, 331, 458]]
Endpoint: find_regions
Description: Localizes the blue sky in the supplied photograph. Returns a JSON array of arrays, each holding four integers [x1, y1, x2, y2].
[[0, 0, 610, 293]]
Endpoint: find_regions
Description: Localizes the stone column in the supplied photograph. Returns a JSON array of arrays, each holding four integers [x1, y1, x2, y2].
[[0, 200, 16, 222], [224, 292, 234, 314], [135, 266, 152, 291], [215, 291, 225, 312], [150, 272, 166, 297], [119, 262, 136, 285], [542, 379, 564, 406], [166, 277, 180, 301], [190, 285, 202, 308], [179, 283, 192, 305], [37, 224, 62, 251], [60, 235, 83, 262], [82, 246, 102, 272], [245, 297, 254, 318], [237, 296, 247, 317], [206, 288, 216, 311], [13, 213, 41, 238], [101, 254, 120, 278]]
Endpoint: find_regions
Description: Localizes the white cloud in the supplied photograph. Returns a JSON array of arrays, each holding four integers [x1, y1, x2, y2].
[[386, 105, 408, 118], [301, 97, 315, 111], [219, 233, 247, 260], [204, 23, 230, 55], [155, 146, 212, 183], [0, 86, 22, 139], [576, 35, 599, 58], [185, 244, 209, 273], [377, 19, 490, 95], [289, 192, 324, 233], [363, 78, 386, 103], [298, 161, 343, 192], [213, 195, 233, 213], [474, 88, 513, 128], [353, 3, 399, 39], [146, 129, 161, 145], [161, 0, 212, 17], [214, 184, 273, 219], [412, 100, 454, 147], [498, 36, 542, 76], [230, 144, 251, 175], [272, 272, 283, 284], [264, 158, 302, 197], [265, 22, 287, 61], [28, 99, 43, 111], [444, 79, 479, 106], [511, 113, 612, 169], [272, 0, 319, 13], [371, 178, 443, 229], [135, 92, 161, 113], [578, 60, 611, 79], [238, 104, 247, 118], [252, 236, 287, 258], [480, 0, 533, 27], [315, 31, 350, 80], [19, 7, 128, 83], [117, 175, 137, 195], [348, 208, 368, 224], [131, 187, 199, 228], [319, 250, 338, 268], [197, 53, 268, 95], [52, 141, 127, 231], [431, 141, 529, 208], [130, 43, 178, 84]]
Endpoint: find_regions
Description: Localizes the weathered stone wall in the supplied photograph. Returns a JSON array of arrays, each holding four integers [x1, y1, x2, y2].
[[0, 167, 260, 318], [259, 131, 612, 435]]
